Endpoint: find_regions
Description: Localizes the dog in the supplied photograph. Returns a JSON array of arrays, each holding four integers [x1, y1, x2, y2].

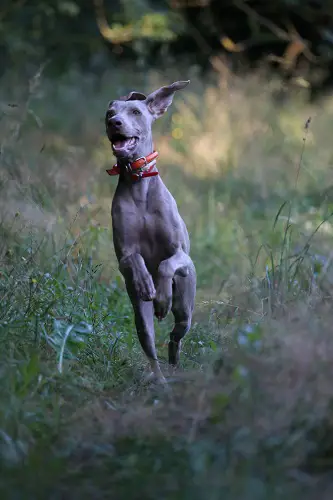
[[105, 80, 196, 383]]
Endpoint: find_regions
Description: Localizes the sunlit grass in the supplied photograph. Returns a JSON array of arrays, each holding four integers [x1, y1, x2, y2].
[[1, 65, 333, 498]]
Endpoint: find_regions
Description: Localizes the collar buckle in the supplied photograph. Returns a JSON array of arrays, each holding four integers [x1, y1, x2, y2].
[[134, 156, 148, 168], [107, 151, 159, 180]]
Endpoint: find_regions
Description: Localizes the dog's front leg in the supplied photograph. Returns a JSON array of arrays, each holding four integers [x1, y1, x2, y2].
[[125, 280, 165, 383], [154, 249, 193, 321], [119, 253, 156, 301]]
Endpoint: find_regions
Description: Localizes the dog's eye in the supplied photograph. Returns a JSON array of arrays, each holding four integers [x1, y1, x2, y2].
[[132, 109, 141, 116], [107, 110, 115, 118]]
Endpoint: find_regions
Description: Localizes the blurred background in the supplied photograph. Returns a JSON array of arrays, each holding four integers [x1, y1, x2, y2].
[[2, 1, 333, 498], [2, 0, 333, 288]]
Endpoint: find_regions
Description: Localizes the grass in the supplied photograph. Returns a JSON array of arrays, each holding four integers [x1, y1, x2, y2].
[[1, 63, 333, 498]]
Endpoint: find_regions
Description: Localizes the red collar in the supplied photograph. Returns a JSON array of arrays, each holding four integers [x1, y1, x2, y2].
[[106, 151, 159, 181]]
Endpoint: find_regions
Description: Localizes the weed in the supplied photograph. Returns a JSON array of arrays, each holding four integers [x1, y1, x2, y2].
[[1, 66, 333, 498]]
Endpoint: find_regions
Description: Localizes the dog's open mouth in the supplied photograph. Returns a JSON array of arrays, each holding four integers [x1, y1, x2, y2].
[[110, 133, 138, 153]]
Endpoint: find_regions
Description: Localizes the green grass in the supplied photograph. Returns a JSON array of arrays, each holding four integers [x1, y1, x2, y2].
[[1, 65, 333, 498]]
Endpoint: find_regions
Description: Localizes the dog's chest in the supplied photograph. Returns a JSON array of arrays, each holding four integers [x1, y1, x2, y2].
[[112, 195, 180, 260]]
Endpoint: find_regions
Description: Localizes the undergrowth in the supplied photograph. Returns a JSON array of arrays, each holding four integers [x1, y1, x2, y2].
[[1, 65, 333, 498]]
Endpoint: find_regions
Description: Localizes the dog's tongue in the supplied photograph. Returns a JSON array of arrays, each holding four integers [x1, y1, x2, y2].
[[113, 138, 127, 150], [113, 137, 134, 150]]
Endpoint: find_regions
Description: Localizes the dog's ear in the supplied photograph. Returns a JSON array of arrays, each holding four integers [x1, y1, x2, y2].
[[145, 80, 190, 119], [119, 91, 147, 102]]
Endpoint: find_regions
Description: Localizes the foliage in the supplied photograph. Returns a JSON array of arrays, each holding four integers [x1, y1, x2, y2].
[[1, 65, 333, 497], [0, 0, 184, 74], [3, 0, 333, 96]]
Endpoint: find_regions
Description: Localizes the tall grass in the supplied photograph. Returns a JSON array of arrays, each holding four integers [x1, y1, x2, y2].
[[1, 64, 333, 498]]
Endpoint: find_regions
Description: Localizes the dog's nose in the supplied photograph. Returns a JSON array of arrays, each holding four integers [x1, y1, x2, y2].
[[108, 116, 122, 128]]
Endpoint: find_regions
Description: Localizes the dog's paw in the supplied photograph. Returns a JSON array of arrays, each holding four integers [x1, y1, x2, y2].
[[142, 370, 168, 387], [135, 273, 156, 301], [154, 277, 172, 321]]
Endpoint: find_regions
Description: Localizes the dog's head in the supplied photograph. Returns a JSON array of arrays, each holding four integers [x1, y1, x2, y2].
[[105, 80, 190, 161]]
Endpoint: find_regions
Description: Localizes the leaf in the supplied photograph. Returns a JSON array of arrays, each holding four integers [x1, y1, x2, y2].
[[291, 76, 310, 88], [220, 36, 245, 53], [273, 200, 288, 230], [281, 39, 306, 71], [57, 1, 80, 16], [42, 320, 93, 372], [72, 322, 93, 334], [27, 108, 43, 128]]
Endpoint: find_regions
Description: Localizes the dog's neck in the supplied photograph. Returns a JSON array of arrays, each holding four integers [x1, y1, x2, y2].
[[115, 137, 159, 201]]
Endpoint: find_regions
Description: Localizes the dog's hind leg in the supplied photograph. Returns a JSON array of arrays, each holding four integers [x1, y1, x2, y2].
[[154, 250, 193, 321], [158, 249, 193, 279], [168, 262, 196, 371]]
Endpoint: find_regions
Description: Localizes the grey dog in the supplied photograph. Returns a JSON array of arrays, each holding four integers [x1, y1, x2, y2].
[[105, 80, 196, 382]]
